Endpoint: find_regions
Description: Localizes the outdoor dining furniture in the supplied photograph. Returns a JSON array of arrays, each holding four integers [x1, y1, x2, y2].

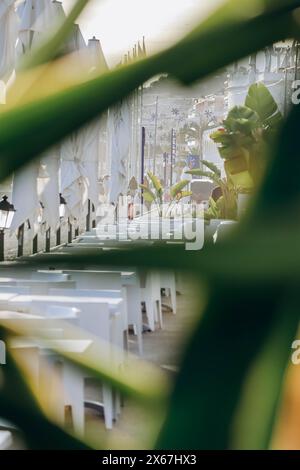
[[10, 337, 93, 436], [38, 269, 143, 355], [0, 431, 12, 450], [6, 294, 123, 429], [0, 277, 76, 294], [48, 288, 126, 353], [140, 271, 163, 331], [160, 271, 177, 314]]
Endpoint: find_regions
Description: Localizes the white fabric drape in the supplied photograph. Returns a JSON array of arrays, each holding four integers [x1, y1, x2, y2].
[[38, 148, 60, 230], [16, 0, 52, 55], [0, 0, 17, 84], [108, 98, 132, 203], [79, 122, 101, 209], [78, 38, 108, 210], [60, 133, 88, 222], [10, 161, 39, 231], [58, 22, 87, 222], [11, 0, 58, 231]]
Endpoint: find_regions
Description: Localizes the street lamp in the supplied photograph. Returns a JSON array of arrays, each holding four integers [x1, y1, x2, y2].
[[0, 195, 16, 261], [57, 193, 67, 246], [59, 193, 67, 219]]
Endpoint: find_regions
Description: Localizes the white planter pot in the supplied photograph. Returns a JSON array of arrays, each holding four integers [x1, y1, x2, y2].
[[205, 219, 224, 241]]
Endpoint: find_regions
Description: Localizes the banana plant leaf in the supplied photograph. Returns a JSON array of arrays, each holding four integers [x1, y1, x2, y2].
[[170, 180, 190, 199], [245, 82, 283, 130]]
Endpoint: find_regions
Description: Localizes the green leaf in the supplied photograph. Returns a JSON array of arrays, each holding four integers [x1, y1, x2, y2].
[[224, 106, 259, 133], [202, 160, 221, 177], [245, 82, 282, 128], [139, 184, 156, 202], [0, 0, 297, 179], [170, 180, 190, 198], [231, 289, 300, 449], [176, 191, 193, 201], [147, 172, 163, 195]]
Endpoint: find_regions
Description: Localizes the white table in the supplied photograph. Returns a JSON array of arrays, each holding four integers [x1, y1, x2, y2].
[[40, 269, 142, 355]]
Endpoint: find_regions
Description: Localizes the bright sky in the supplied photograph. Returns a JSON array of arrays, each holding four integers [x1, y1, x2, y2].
[[63, 0, 224, 65]]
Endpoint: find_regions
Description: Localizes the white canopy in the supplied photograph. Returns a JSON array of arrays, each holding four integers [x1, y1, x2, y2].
[[108, 98, 132, 203], [10, 161, 39, 231], [11, 0, 60, 231], [79, 37, 109, 209], [38, 148, 60, 230], [60, 133, 88, 222], [59, 23, 93, 222], [16, 0, 52, 54]]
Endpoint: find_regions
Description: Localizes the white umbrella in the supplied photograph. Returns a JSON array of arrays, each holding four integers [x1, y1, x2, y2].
[[0, 0, 18, 83], [14, 1, 88, 232], [10, 161, 39, 231], [59, 22, 88, 222], [60, 132, 88, 222], [38, 147, 60, 230], [108, 97, 132, 203], [16, 0, 51, 55], [79, 37, 108, 210], [11, 0, 60, 232]]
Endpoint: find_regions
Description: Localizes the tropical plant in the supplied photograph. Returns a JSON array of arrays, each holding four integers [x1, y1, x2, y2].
[[210, 83, 282, 193], [185, 160, 237, 220], [140, 172, 191, 216], [0, 0, 300, 451]]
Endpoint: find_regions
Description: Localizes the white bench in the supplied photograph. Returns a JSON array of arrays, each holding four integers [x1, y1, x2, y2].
[[7, 294, 123, 430]]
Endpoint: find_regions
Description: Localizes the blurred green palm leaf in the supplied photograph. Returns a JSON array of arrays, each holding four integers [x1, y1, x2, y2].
[[0, 0, 300, 451], [0, 0, 298, 180]]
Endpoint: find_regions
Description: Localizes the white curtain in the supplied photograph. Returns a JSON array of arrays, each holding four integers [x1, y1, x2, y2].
[[79, 122, 101, 210], [16, 0, 52, 55], [10, 161, 39, 231], [78, 38, 108, 210], [11, 0, 59, 232], [38, 148, 60, 230], [60, 133, 88, 223]]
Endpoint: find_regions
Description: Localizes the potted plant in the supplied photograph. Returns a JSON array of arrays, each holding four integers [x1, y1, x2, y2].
[[210, 82, 282, 216], [185, 160, 237, 239], [140, 172, 192, 218]]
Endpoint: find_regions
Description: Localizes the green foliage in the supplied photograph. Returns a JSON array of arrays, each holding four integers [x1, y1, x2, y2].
[[210, 83, 282, 192], [186, 161, 237, 220], [0, 0, 300, 451], [140, 173, 190, 215], [170, 180, 190, 199]]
